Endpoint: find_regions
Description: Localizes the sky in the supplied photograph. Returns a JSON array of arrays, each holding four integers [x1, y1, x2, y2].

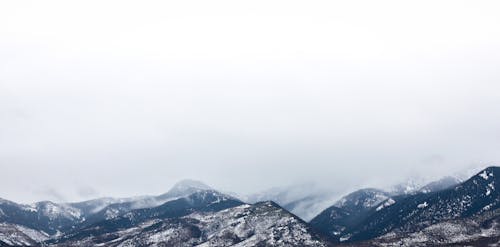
[[1, 0, 500, 203]]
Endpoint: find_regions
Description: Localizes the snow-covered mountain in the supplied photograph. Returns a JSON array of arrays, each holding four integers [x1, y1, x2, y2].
[[69, 179, 215, 228], [158, 179, 212, 200], [1, 167, 499, 246], [50, 190, 244, 245], [388, 175, 462, 196], [366, 208, 500, 246], [332, 188, 390, 214], [0, 198, 85, 236], [68, 197, 137, 216], [0, 223, 49, 246], [418, 176, 461, 194], [0, 179, 218, 245], [50, 201, 331, 247], [311, 166, 500, 244], [1, 179, 335, 246], [309, 188, 391, 240]]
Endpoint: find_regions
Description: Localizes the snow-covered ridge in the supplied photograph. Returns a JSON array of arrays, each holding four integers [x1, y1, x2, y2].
[[2, 167, 500, 246], [0, 223, 49, 246], [0, 178, 219, 242], [310, 166, 500, 244], [333, 188, 390, 211], [375, 209, 500, 246], [34, 201, 83, 221], [170, 179, 212, 192], [52, 201, 329, 247], [389, 175, 462, 196]]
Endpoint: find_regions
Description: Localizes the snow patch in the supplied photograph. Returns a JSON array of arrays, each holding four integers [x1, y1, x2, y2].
[[488, 182, 495, 190], [479, 171, 490, 180], [14, 225, 49, 242], [417, 202, 428, 209], [376, 198, 396, 211], [340, 234, 351, 242], [105, 208, 120, 220], [23, 204, 38, 212]]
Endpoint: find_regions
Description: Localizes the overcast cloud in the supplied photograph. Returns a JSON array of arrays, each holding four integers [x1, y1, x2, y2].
[[1, 0, 500, 203]]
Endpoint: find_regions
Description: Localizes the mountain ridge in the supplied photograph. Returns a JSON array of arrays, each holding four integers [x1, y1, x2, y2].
[[310, 166, 500, 243], [0, 166, 499, 246]]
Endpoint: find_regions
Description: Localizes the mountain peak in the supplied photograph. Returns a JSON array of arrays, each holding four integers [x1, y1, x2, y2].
[[419, 176, 461, 193], [482, 166, 500, 174], [171, 179, 211, 191], [157, 179, 212, 200], [470, 166, 499, 182], [334, 188, 390, 212]]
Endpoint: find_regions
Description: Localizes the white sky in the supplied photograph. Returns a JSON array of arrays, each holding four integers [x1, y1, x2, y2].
[[1, 0, 500, 203]]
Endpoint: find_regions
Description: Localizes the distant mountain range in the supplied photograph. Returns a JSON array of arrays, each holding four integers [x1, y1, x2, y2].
[[0, 167, 498, 246]]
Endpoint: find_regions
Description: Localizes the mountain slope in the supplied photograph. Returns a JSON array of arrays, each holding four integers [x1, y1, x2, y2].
[[1, 169, 498, 246], [310, 167, 500, 243], [0, 199, 84, 236], [339, 167, 499, 242], [310, 188, 391, 239], [389, 175, 461, 196], [332, 189, 390, 215], [418, 176, 461, 194], [50, 190, 243, 245], [51, 201, 331, 247], [0, 179, 217, 242], [373, 208, 500, 246], [157, 179, 212, 200], [78, 179, 214, 227], [68, 197, 139, 216], [0, 223, 49, 246], [339, 208, 500, 247]]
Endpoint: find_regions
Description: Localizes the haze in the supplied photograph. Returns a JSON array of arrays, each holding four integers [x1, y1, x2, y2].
[[1, 0, 500, 203]]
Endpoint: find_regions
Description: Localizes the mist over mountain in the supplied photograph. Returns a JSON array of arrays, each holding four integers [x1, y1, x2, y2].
[[243, 183, 341, 221], [1, 166, 499, 246], [2, 1, 500, 204], [2, 0, 500, 246]]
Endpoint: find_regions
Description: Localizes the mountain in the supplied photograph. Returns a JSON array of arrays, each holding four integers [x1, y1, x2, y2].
[[50, 200, 331, 247], [0, 179, 216, 245], [310, 188, 391, 240], [1, 168, 499, 246], [389, 178, 424, 196], [68, 197, 137, 216], [68, 179, 214, 228], [332, 189, 390, 214], [157, 179, 212, 200], [50, 190, 243, 245], [311, 166, 500, 243], [389, 175, 462, 196], [418, 176, 461, 194], [338, 208, 500, 246], [0, 199, 84, 236], [0, 222, 49, 246], [364, 208, 500, 246]]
